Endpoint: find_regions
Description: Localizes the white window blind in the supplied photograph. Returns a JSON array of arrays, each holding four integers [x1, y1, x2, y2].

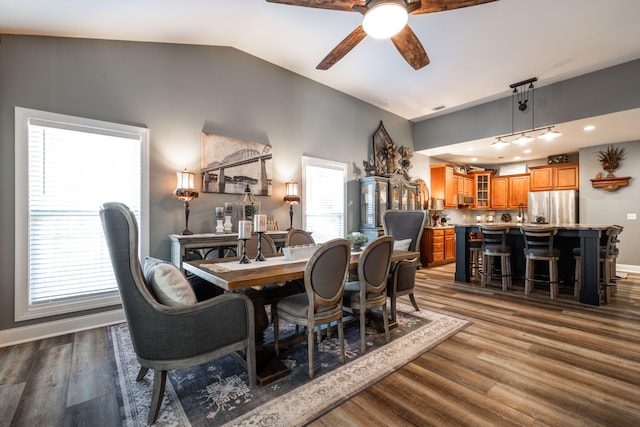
[[15, 107, 149, 321], [302, 156, 347, 243]]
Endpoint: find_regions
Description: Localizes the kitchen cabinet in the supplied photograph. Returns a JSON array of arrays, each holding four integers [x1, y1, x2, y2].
[[508, 174, 530, 208], [359, 173, 421, 240], [529, 162, 579, 191], [420, 227, 456, 268], [430, 164, 458, 208], [457, 175, 473, 196], [491, 176, 509, 209], [472, 172, 492, 209]]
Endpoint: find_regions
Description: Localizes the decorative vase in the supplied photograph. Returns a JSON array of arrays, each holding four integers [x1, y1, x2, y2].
[[223, 215, 233, 233], [352, 243, 362, 252]]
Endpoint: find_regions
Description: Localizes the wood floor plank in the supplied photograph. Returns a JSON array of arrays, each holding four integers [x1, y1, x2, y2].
[[10, 343, 72, 426], [2, 262, 640, 426]]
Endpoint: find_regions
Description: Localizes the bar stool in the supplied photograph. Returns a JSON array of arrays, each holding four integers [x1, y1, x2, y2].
[[573, 225, 623, 303], [479, 226, 512, 291], [469, 232, 483, 281], [521, 226, 560, 299]]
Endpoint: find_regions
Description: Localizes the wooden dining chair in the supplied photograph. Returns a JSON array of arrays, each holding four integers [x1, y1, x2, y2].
[[273, 238, 351, 378], [343, 235, 394, 353]]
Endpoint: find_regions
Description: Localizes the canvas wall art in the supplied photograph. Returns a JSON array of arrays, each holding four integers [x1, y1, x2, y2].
[[200, 132, 273, 195]]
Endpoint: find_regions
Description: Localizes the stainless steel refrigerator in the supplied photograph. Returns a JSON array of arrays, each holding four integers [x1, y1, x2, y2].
[[527, 190, 578, 224]]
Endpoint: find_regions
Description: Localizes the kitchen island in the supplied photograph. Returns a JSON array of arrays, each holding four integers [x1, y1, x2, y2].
[[454, 223, 616, 306]]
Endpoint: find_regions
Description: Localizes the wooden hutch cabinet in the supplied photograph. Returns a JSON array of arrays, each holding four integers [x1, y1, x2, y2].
[[359, 173, 421, 241], [529, 162, 579, 191]]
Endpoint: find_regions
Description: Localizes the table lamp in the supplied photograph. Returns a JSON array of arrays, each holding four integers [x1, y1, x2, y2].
[[172, 169, 198, 235], [283, 180, 301, 230]]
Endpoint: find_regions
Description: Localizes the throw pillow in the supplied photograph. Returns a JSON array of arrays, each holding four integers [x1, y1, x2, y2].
[[143, 257, 197, 306], [393, 238, 412, 251]]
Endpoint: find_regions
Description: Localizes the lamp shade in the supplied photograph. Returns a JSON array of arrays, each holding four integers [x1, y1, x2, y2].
[[428, 199, 444, 211], [362, 0, 408, 39], [284, 181, 301, 204], [173, 169, 198, 201]]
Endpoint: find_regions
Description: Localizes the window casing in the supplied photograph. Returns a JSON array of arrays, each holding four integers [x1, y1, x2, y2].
[[14, 107, 149, 321], [301, 156, 347, 243]]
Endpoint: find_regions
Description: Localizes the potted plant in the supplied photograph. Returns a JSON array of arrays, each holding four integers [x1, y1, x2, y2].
[[346, 232, 368, 251], [597, 145, 625, 178]]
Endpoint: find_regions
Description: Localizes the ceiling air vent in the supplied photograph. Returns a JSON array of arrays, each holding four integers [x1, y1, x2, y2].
[[432, 105, 446, 111]]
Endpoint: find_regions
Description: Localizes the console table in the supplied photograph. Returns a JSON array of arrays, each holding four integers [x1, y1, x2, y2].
[[169, 231, 288, 272]]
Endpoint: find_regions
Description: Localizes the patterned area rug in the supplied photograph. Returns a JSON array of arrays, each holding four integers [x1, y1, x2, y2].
[[108, 302, 469, 426]]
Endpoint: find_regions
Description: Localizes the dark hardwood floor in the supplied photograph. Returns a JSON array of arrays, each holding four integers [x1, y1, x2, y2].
[[1, 265, 639, 426]]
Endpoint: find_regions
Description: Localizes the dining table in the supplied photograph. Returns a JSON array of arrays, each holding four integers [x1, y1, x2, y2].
[[183, 248, 420, 384]]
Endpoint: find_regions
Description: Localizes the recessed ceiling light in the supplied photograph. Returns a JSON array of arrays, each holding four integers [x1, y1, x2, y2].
[[471, 157, 478, 161], [584, 125, 596, 131], [466, 147, 474, 151], [514, 156, 521, 160], [524, 149, 532, 154]]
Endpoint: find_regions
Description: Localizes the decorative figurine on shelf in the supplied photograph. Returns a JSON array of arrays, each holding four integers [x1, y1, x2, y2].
[[597, 145, 625, 178], [215, 207, 224, 233], [397, 145, 413, 179]]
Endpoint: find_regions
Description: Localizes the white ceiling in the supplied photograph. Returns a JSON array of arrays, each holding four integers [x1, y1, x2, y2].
[[2, 0, 640, 164]]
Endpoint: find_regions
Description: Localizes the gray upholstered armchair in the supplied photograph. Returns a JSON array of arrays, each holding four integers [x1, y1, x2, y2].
[[99, 202, 256, 425], [382, 210, 427, 321]]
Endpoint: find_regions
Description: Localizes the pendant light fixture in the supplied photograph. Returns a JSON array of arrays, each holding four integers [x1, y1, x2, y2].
[[492, 77, 562, 148]]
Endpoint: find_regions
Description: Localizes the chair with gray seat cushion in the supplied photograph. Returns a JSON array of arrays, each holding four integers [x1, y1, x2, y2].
[[382, 210, 427, 321], [273, 238, 351, 378], [99, 202, 256, 425], [343, 235, 394, 353], [521, 226, 559, 299]]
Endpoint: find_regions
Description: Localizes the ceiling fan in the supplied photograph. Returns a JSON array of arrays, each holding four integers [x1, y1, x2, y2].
[[266, 0, 498, 70]]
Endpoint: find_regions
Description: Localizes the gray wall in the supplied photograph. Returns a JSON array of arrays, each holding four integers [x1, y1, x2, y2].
[[0, 35, 412, 332], [579, 140, 639, 267]]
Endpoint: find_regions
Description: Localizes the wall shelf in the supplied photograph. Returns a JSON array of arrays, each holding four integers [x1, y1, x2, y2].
[[590, 176, 631, 191]]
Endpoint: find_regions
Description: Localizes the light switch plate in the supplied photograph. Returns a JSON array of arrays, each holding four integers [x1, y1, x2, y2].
[[627, 213, 637, 220]]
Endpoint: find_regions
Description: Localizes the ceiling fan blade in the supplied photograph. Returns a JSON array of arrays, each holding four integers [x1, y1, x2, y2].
[[266, 0, 364, 12], [409, 0, 498, 15], [316, 25, 367, 70], [391, 25, 430, 70]]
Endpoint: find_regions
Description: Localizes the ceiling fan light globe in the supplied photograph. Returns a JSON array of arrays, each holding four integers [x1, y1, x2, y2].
[[362, 1, 408, 39]]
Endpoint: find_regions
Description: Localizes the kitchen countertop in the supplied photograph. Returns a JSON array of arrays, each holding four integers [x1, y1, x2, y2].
[[455, 223, 614, 230]]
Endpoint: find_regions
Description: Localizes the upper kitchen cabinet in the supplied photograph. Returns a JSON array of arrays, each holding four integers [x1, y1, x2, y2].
[[508, 174, 530, 208], [491, 176, 509, 209], [430, 164, 458, 208], [529, 162, 579, 192], [471, 171, 493, 209]]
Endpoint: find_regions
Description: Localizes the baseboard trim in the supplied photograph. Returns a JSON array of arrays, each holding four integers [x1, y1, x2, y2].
[[618, 264, 640, 274], [0, 309, 125, 348]]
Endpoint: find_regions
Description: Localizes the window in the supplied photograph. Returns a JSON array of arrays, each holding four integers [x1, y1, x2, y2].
[[15, 107, 149, 321], [301, 156, 347, 243]]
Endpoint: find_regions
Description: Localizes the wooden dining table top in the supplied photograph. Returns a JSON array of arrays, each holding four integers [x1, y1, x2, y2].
[[183, 250, 420, 292]]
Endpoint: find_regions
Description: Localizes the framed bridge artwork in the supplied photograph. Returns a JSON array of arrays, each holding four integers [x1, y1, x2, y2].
[[200, 132, 273, 195]]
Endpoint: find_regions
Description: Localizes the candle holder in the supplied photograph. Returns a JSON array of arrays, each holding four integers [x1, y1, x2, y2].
[[238, 238, 251, 264], [215, 219, 224, 233], [223, 215, 233, 233], [254, 231, 266, 262]]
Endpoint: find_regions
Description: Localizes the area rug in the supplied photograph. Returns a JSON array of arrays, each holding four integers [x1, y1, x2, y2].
[[108, 302, 469, 426]]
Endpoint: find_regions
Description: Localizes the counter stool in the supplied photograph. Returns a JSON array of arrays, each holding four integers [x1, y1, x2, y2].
[[521, 227, 560, 299], [480, 226, 512, 291], [573, 225, 623, 303], [469, 233, 483, 281]]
